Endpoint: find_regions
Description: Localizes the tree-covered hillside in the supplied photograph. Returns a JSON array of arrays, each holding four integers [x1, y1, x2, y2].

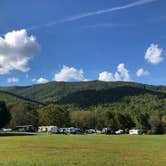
[[0, 81, 166, 107], [1, 81, 166, 134]]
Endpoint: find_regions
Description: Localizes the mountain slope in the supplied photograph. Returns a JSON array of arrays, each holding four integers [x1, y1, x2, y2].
[[0, 90, 46, 106], [0, 81, 166, 107]]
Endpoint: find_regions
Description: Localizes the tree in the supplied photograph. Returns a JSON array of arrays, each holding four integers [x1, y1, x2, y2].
[[104, 111, 114, 129], [70, 111, 96, 129], [148, 115, 163, 134], [134, 113, 150, 131], [161, 115, 166, 133], [123, 114, 135, 131], [9, 103, 39, 129], [94, 110, 105, 130], [0, 101, 11, 128], [38, 105, 70, 127]]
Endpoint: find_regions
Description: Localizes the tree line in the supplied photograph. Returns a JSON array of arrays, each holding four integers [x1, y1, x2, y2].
[[0, 101, 165, 134]]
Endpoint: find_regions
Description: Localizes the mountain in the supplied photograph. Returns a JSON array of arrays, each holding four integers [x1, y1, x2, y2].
[[0, 81, 166, 107]]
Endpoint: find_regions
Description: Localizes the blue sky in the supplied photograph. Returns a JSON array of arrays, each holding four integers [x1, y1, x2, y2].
[[0, 0, 166, 86]]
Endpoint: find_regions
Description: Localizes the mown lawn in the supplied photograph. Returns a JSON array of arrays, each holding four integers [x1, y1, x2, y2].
[[0, 134, 166, 166]]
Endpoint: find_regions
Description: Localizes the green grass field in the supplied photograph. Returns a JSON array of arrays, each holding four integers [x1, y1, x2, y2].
[[0, 135, 166, 166]]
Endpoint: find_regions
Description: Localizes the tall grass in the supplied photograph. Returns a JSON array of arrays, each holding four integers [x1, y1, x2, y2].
[[0, 135, 166, 166]]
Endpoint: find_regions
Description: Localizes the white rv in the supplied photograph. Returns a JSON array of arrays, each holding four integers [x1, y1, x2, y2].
[[129, 129, 142, 135], [38, 126, 59, 133]]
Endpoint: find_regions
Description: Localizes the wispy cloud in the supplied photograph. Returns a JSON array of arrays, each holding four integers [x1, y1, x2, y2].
[[62, 0, 157, 22], [28, 21, 60, 31], [84, 23, 135, 29], [28, 0, 158, 31]]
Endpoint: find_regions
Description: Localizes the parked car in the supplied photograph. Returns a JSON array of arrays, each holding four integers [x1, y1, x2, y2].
[[86, 129, 96, 134], [96, 130, 102, 134], [59, 128, 68, 134], [1, 128, 12, 132], [67, 127, 81, 134], [102, 128, 112, 134], [115, 129, 124, 135], [14, 125, 35, 132]]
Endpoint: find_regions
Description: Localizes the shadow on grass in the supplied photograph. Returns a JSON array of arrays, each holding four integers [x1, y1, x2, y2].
[[0, 132, 36, 136]]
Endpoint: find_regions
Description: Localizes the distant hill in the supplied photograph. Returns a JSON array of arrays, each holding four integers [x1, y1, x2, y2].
[[0, 81, 166, 107]]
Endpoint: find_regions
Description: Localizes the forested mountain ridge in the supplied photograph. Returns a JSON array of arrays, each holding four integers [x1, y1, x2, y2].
[[0, 81, 166, 108], [0, 89, 46, 106], [1, 81, 166, 134]]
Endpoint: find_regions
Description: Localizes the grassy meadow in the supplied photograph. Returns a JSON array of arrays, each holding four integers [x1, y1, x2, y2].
[[0, 134, 166, 166]]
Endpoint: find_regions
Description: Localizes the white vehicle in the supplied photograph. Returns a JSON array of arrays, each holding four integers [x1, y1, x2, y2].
[[86, 129, 96, 134], [2, 128, 12, 132], [101, 128, 112, 134], [129, 129, 143, 135], [115, 129, 124, 135], [38, 126, 59, 133], [59, 128, 68, 134], [96, 130, 102, 134]]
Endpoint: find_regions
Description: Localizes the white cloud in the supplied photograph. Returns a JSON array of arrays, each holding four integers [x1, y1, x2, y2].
[[7, 77, 19, 83], [99, 63, 131, 82], [0, 29, 39, 74], [99, 72, 114, 82], [145, 44, 164, 64], [54, 65, 86, 82], [32, 77, 49, 84], [117, 63, 130, 81], [136, 68, 149, 77]]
